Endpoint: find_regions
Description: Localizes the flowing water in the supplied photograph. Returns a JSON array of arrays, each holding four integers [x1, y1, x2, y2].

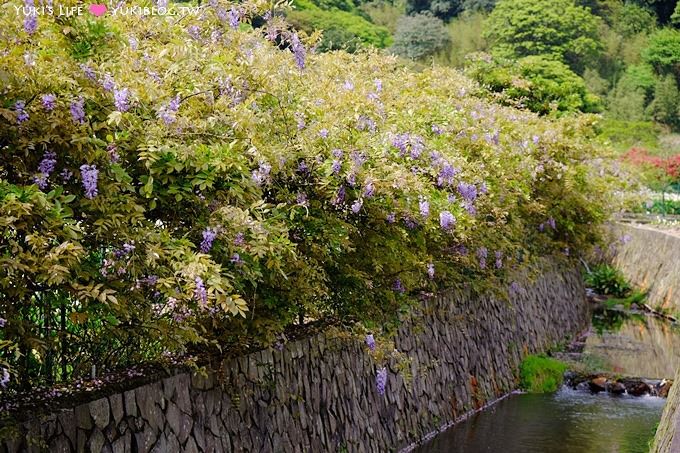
[[416, 312, 679, 453], [416, 388, 665, 453]]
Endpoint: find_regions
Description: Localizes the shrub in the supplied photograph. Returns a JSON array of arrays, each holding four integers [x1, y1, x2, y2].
[[390, 13, 450, 60], [0, 0, 609, 388], [465, 54, 603, 115], [584, 264, 632, 297], [647, 74, 680, 128], [519, 355, 568, 393], [288, 2, 392, 50]]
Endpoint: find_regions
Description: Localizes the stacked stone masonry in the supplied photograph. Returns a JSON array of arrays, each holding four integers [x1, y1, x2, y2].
[[2, 261, 588, 452]]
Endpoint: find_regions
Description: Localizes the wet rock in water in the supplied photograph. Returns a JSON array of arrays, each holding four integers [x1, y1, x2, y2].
[[607, 381, 626, 395], [657, 380, 673, 398], [625, 381, 651, 396], [589, 377, 607, 393]]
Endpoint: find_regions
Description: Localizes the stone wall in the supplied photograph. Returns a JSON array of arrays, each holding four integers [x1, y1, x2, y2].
[[2, 260, 588, 453], [611, 224, 680, 311]]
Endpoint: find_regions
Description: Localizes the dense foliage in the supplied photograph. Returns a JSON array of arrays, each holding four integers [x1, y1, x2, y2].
[[0, 0, 609, 389], [484, 0, 603, 73], [466, 54, 603, 115], [391, 13, 450, 59], [584, 264, 632, 297]]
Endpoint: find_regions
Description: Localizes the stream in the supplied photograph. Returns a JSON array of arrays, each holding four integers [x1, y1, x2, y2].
[[416, 312, 680, 453]]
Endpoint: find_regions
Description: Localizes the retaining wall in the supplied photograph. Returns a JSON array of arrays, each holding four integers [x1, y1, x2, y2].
[[2, 260, 588, 453], [611, 224, 680, 311]]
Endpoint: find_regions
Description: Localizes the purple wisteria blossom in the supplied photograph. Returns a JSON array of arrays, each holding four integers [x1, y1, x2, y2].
[[228, 7, 241, 29], [60, 168, 73, 182], [41, 94, 56, 111], [251, 161, 272, 186], [158, 95, 181, 125], [290, 33, 306, 70], [403, 217, 418, 230], [477, 247, 488, 269], [70, 97, 86, 124], [234, 232, 245, 246], [437, 163, 458, 187], [457, 182, 478, 202], [376, 367, 387, 395], [427, 263, 435, 279], [34, 151, 57, 189], [0, 318, 6, 328], [319, 129, 329, 139], [392, 278, 405, 293], [374, 79, 382, 92], [297, 160, 309, 175], [230, 253, 244, 265], [0, 368, 9, 388], [80, 64, 96, 81], [187, 25, 201, 40], [332, 186, 346, 206], [547, 217, 556, 230], [24, 52, 36, 67], [200, 228, 217, 253], [113, 88, 130, 112], [418, 198, 430, 218], [386, 212, 396, 224], [431, 124, 443, 135], [365, 334, 376, 351], [343, 80, 354, 91], [80, 164, 99, 199], [128, 36, 139, 50], [24, 14, 37, 35], [14, 101, 28, 124], [194, 277, 207, 307], [509, 281, 521, 296], [296, 192, 308, 206], [351, 199, 363, 214], [107, 143, 120, 163], [364, 181, 375, 198], [439, 211, 455, 231], [495, 251, 503, 269], [101, 73, 116, 92], [356, 115, 376, 133]]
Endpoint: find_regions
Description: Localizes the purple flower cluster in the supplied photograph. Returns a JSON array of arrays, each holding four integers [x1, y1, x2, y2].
[[386, 212, 396, 224], [364, 180, 375, 198], [158, 95, 181, 125], [200, 228, 217, 253], [80, 64, 96, 81], [187, 25, 201, 40], [113, 88, 130, 112], [392, 278, 405, 294], [332, 186, 346, 206], [14, 101, 28, 124], [34, 151, 57, 189], [419, 198, 430, 218], [42, 94, 56, 111], [391, 133, 424, 159], [439, 211, 455, 231], [0, 368, 9, 388], [290, 33, 306, 70], [376, 367, 387, 395], [251, 161, 272, 186], [427, 263, 435, 279], [80, 164, 99, 199], [194, 277, 207, 307], [234, 232, 245, 246], [356, 116, 376, 133], [230, 253, 244, 265], [437, 163, 459, 187], [365, 334, 376, 352], [477, 247, 488, 269], [101, 73, 116, 92], [495, 251, 503, 269], [228, 7, 241, 29], [457, 182, 477, 202], [509, 281, 521, 296], [351, 199, 363, 214], [24, 14, 38, 35], [70, 97, 86, 124], [0, 318, 6, 328]]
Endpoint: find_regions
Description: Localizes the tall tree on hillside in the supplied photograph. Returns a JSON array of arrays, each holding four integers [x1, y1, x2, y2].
[[405, 0, 462, 20], [484, 0, 603, 73]]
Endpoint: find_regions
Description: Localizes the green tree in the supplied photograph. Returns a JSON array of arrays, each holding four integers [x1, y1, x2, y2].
[[642, 28, 680, 78], [484, 0, 603, 73], [647, 74, 680, 126], [391, 13, 451, 59]]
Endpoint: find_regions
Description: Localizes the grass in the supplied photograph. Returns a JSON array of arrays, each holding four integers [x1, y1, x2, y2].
[[519, 355, 568, 393], [603, 290, 648, 310]]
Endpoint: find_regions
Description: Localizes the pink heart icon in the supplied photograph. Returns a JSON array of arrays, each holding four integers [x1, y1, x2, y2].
[[88, 4, 107, 17]]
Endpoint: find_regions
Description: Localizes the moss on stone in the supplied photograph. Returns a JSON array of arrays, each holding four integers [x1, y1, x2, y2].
[[519, 355, 568, 393]]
